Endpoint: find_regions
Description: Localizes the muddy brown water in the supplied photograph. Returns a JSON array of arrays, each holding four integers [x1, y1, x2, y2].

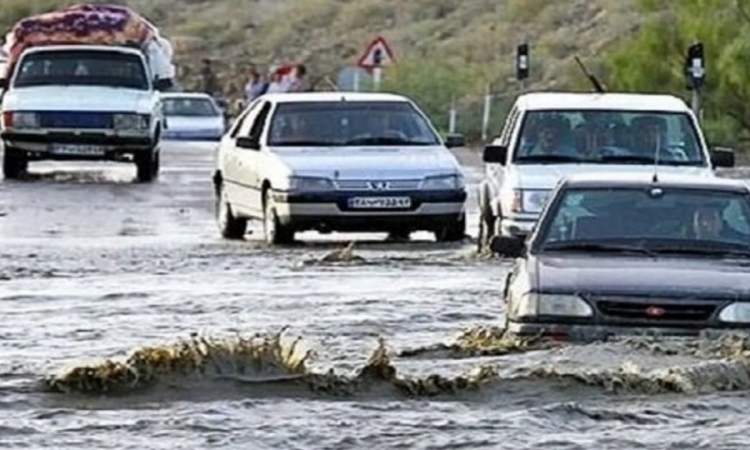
[[2, 143, 750, 449]]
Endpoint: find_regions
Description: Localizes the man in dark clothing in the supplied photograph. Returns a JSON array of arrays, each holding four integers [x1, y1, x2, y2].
[[200, 58, 219, 97]]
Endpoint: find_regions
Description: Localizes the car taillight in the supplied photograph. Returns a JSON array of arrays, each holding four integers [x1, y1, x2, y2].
[[2, 111, 13, 129]]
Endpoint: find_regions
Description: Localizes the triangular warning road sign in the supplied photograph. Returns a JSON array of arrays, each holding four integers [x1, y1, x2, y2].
[[358, 36, 395, 69]]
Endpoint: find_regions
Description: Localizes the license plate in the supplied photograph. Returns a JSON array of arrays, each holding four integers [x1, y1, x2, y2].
[[50, 144, 106, 156], [349, 197, 411, 209]]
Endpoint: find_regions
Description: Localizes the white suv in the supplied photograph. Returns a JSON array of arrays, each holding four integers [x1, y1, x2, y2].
[[214, 92, 467, 244], [477, 92, 735, 249]]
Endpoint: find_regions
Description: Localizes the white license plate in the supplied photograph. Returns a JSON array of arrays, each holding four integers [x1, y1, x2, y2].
[[349, 197, 412, 209], [50, 144, 106, 156]]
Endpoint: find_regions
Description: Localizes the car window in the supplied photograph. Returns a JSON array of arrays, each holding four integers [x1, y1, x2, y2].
[[163, 98, 218, 116], [514, 111, 705, 166], [248, 102, 272, 143], [267, 101, 440, 147], [231, 101, 263, 138], [540, 188, 750, 250]]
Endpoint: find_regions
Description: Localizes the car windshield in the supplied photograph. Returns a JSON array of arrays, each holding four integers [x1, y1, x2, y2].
[[164, 98, 219, 117], [268, 101, 440, 147], [514, 110, 706, 166], [539, 187, 750, 255], [14, 50, 148, 90]]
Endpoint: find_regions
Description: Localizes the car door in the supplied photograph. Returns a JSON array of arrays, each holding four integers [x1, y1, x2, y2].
[[223, 101, 264, 216], [239, 101, 274, 216], [490, 106, 522, 213]]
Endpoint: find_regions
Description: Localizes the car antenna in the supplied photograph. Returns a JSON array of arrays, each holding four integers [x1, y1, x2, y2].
[[652, 132, 661, 184], [574, 56, 606, 94]]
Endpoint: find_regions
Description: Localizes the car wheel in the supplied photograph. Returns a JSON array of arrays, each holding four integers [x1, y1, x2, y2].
[[135, 150, 158, 183], [435, 213, 466, 242], [263, 190, 294, 245], [3, 148, 27, 180], [216, 184, 246, 239], [478, 195, 496, 253]]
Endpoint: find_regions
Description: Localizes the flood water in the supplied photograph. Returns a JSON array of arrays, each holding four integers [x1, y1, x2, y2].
[[2, 143, 750, 449]]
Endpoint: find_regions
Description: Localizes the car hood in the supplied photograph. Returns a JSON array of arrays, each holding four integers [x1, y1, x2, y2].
[[533, 254, 750, 299], [509, 164, 713, 190], [165, 116, 224, 132], [271, 146, 461, 179], [3, 86, 154, 113]]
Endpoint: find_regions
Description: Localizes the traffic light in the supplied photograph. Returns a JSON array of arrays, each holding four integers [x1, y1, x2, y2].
[[517, 43, 529, 81], [685, 42, 705, 90]]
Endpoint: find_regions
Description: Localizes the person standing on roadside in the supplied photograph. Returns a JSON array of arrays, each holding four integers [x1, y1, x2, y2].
[[266, 70, 286, 93], [200, 58, 219, 97], [244, 67, 267, 101], [287, 64, 310, 92]]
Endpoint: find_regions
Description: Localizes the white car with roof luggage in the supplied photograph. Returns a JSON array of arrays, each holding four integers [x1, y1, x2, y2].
[[214, 92, 467, 244], [478, 92, 735, 250]]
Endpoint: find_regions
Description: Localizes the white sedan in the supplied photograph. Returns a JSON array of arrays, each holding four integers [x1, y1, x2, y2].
[[213, 92, 467, 244], [161, 93, 225, 141]]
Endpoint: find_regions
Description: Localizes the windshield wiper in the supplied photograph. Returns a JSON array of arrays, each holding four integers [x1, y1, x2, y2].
[[543, 242, 657, 256], [272, 141, 339, 147], [516, 154, 585, 164], [650, 245, 750, 258], [343, 136, 433, 146], [600, 154, 656, 164]]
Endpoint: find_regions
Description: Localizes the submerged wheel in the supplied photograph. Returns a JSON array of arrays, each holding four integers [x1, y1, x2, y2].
[[3, 148, 27, 179], [135, 150, 159, 183], [263, 190, 294, 245], [478, 197, 496, 253], [435, 213, 466, 242], [216, 184, 247, 239]]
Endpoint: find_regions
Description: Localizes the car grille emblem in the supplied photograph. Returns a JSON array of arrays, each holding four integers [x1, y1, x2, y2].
[[370, 181, 389, 191], [645, 306, 667, 318]]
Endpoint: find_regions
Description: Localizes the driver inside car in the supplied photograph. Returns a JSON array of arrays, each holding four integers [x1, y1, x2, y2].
[[692, 205, 749, 243]]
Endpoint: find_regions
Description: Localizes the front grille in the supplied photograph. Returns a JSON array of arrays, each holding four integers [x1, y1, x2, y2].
[[334, 179, 421, 191], [39, 112, 113, 129], [596, 299, 717, 322]]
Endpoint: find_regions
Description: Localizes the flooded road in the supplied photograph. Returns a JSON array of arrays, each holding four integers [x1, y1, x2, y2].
[[2, 143, 750, 449]]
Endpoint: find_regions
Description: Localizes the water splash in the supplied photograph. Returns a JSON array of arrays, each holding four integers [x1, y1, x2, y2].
[[399, 326, 555, 359]]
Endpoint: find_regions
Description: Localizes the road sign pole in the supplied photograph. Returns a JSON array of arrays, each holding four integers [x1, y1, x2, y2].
[[373, 67, 382, 91], [692, 87, 702, 121], [449, 96, 457, 134], [353, 70, 360, 92]]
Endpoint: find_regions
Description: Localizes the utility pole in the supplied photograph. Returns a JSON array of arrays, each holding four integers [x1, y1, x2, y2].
[[685, 42, 705, 120], [517, 43, 529, 92]]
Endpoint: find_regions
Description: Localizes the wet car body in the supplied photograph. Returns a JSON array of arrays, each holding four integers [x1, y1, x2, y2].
[[161, 93, 225, 141], [500, 174, 750, 341], [215, 92, 467, 244]]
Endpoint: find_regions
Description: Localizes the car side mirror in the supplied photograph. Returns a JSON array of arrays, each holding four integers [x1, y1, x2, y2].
[[444, 133, 465, 148], [0, 78, 7, 90], [483, 145, 508, 165], [154, 78, 173, 91], [490, 236, 525, 258], [236, 136, 260, 150], [711, 147, 735, 168]]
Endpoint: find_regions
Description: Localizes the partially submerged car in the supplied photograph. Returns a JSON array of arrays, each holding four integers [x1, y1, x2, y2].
[[495, 173, 750, 341], [162, 93, 225, 141], [478, 93, 735, 250], [214, 92, 467, 244]]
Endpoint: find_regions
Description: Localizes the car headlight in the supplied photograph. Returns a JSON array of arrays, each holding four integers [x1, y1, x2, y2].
[[512, 293, 593, 319], [422, 174, 464, 191], [3, 111, 39, 129], [719, 302, 750, 323], [512, 189, 551, 214], [114, 113, 150, 131], [289, 176, 335, 192]]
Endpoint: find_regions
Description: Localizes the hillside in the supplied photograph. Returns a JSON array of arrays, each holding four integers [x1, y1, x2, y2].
[[1, 0, 644, 137]]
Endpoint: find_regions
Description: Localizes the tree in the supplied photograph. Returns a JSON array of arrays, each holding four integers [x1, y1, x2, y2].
[[606, 0, 750, 147]]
